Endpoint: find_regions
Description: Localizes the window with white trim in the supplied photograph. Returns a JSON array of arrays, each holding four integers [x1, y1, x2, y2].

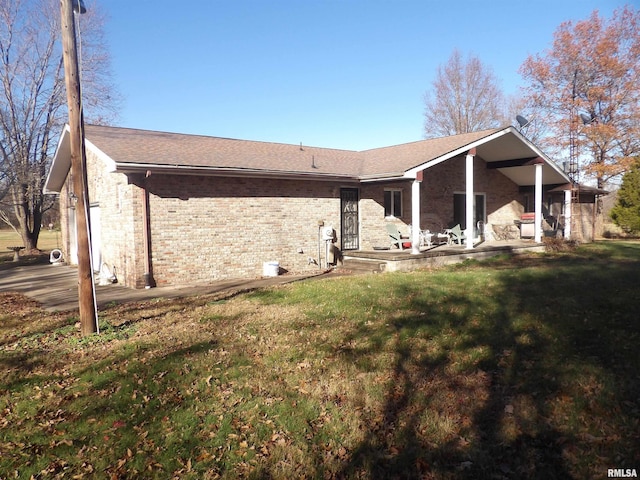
[[384, 189, 403, 218]]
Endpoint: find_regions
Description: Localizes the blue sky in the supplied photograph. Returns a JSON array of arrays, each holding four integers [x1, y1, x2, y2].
[[96, 0, 628, 151]]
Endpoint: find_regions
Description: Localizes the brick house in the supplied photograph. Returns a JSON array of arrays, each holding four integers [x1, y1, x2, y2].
[[44, 124, 593, 289]]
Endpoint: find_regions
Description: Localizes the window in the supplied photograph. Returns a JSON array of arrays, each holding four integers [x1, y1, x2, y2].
[[384, 189, 402, 217]]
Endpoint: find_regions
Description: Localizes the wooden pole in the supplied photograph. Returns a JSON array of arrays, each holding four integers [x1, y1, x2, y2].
[[60, 0, 98, 335]]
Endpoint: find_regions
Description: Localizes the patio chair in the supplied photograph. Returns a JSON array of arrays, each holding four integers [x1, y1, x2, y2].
[[448, 224, 466, 245], [386, 223, 412, 250]]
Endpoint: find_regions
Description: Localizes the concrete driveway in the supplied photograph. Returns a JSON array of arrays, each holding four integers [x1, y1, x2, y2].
[[0, 262, 326, 312]]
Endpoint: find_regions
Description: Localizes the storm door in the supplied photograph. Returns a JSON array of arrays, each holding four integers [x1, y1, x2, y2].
[[340, 188, 359, 250]]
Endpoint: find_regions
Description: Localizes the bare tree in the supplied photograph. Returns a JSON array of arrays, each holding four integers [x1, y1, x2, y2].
[[0, 0, 118, 251], [424, 49, 506, 138], [520, 6, 640, 188]]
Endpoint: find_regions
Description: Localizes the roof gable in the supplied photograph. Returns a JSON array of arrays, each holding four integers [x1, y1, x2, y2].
[[360, 129, 501, 179]]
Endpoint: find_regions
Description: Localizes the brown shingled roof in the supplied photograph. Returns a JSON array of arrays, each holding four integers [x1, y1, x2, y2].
[[47, 124, 569, 194], [360, 129, 501, 177], [83, 125, 503, 180], [84, 125, 364, 178]]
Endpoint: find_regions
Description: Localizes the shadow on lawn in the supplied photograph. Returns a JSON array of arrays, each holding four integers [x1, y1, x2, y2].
[[335, 247, 640, 479], [70, 340, 220, 476]]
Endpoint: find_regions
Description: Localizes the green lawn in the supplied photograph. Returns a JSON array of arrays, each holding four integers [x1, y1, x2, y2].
[[1, 241, 639, 479], [0, 229, 61, 263]]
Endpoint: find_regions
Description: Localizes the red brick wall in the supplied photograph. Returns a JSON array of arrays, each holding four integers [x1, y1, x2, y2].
[[422, 155, 523, 228], [144, 174, 348, 286], [58, 150, 148, 288], [60, 152, 538, 287]]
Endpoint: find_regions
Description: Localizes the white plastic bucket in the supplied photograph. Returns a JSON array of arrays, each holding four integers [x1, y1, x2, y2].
[[263, 261, 279, 277], [50, 249, 63, 265]]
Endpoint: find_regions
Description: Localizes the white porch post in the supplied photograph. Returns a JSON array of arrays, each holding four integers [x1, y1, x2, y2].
[[534, 162, 543, 243], [411, 174, 422, 254], [465, 149, 475, 250], [564, 188, 572, 239]]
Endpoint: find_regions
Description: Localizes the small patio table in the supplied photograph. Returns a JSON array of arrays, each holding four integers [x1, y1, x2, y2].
[[420, 231, 434, 247], [420, 231, 449, 247]]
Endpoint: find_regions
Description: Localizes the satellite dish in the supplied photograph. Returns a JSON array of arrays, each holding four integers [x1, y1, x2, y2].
[[580, 113, 594, 125], [516, 115, 530, 129]]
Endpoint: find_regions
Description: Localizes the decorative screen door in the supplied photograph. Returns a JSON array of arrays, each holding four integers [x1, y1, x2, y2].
[[340, 188, 359, 250]]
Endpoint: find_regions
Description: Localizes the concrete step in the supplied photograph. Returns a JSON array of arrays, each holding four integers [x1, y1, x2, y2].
[[335, 258, 385, 275]]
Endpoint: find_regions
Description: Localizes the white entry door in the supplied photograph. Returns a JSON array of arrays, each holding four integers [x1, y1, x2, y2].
[[89, 205, 101, 272], [68, 207, 78, 265]]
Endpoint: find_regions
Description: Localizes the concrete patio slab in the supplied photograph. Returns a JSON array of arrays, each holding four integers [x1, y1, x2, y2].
[[0, 263, 326, 312]]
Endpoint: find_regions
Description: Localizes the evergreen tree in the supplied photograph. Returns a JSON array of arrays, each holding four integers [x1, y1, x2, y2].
[[610, 158, 640, 234]]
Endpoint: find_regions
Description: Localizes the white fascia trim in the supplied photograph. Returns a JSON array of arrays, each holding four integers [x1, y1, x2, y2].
[[404, 127, 514, 178], [43, 125, 71, 193]]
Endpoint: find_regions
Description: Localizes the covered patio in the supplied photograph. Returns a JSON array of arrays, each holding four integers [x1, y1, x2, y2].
[[343, 238, 545, 273], [380, 127, 573, 255]]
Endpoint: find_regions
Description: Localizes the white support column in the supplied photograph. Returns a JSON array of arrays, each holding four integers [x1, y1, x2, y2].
[[411, 177, 421, 254], [534, 162, 543, 243], [564, 188, 572, 239], [465, 149, 475, 250]]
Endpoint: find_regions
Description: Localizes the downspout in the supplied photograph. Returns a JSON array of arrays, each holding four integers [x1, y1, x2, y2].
[[142, 170, 154, 288]]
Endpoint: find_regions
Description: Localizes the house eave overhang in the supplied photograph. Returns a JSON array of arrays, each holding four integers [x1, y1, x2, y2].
[[44, 124, 572, 193], [114, 163, 360, 183], [43, 125, 72, 194], [359, 172, 407, 183], [43, 125, 117, 193], [544, 182, 610, 195]]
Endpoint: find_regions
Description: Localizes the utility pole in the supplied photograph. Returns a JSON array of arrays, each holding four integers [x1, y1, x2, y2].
[[60, 0, 98, 335]]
